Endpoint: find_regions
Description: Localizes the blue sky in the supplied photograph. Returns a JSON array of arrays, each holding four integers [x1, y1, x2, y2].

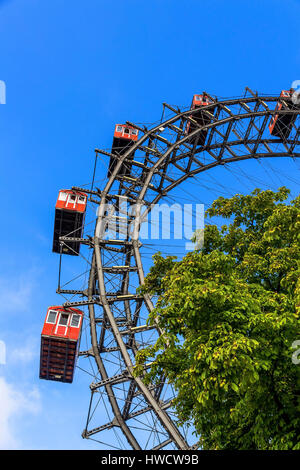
[[0, 0, 300, 450]]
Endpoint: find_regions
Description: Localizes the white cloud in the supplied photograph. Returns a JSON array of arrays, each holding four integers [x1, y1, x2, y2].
[[10, 340, 37, 364], [0, 376, 41, 449]]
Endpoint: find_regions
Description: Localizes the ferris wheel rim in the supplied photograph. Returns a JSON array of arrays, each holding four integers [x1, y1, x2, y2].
[[63, 90, 300, 450]]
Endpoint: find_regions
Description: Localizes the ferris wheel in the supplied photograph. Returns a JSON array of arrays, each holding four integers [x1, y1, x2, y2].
[[39, 86, 300, 450]]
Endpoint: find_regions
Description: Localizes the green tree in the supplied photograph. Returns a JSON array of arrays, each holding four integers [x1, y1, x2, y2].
[[135, 187, 300, 450]]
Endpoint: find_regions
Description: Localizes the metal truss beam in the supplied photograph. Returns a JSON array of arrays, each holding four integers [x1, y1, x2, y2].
[[57, 90, 300, 450]]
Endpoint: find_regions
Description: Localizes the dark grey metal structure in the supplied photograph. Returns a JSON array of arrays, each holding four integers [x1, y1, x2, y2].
[[57, 88, 300, 450]]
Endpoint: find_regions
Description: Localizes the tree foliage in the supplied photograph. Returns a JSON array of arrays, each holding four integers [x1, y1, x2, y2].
[[135, 187, 300, 450]]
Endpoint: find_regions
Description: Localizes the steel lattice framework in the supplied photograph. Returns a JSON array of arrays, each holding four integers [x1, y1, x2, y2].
[[57, 88, 300, 450]]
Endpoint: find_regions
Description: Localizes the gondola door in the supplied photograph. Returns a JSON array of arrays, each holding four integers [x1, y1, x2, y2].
[[65, 193, 77, 211], [55, 311, 70, 337]]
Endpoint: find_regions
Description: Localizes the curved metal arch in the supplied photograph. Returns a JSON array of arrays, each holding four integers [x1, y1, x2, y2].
[[60, 90, 300, 450]]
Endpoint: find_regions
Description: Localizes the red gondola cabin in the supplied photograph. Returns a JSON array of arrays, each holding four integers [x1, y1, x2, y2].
[[52, 190, 87, 256], [185, 94, 215, 146], [108, 124, 139, 177], [269, 89, 299, 139], [39, 306, 83, 383]]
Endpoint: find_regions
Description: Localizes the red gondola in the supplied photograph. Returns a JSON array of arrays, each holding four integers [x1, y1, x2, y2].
[[269, 89, 299, 139], [39, 306, 83, 383], [108, 124, 139, 177], [185, 94, 215, 146], [52, 189, 87, 256]]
